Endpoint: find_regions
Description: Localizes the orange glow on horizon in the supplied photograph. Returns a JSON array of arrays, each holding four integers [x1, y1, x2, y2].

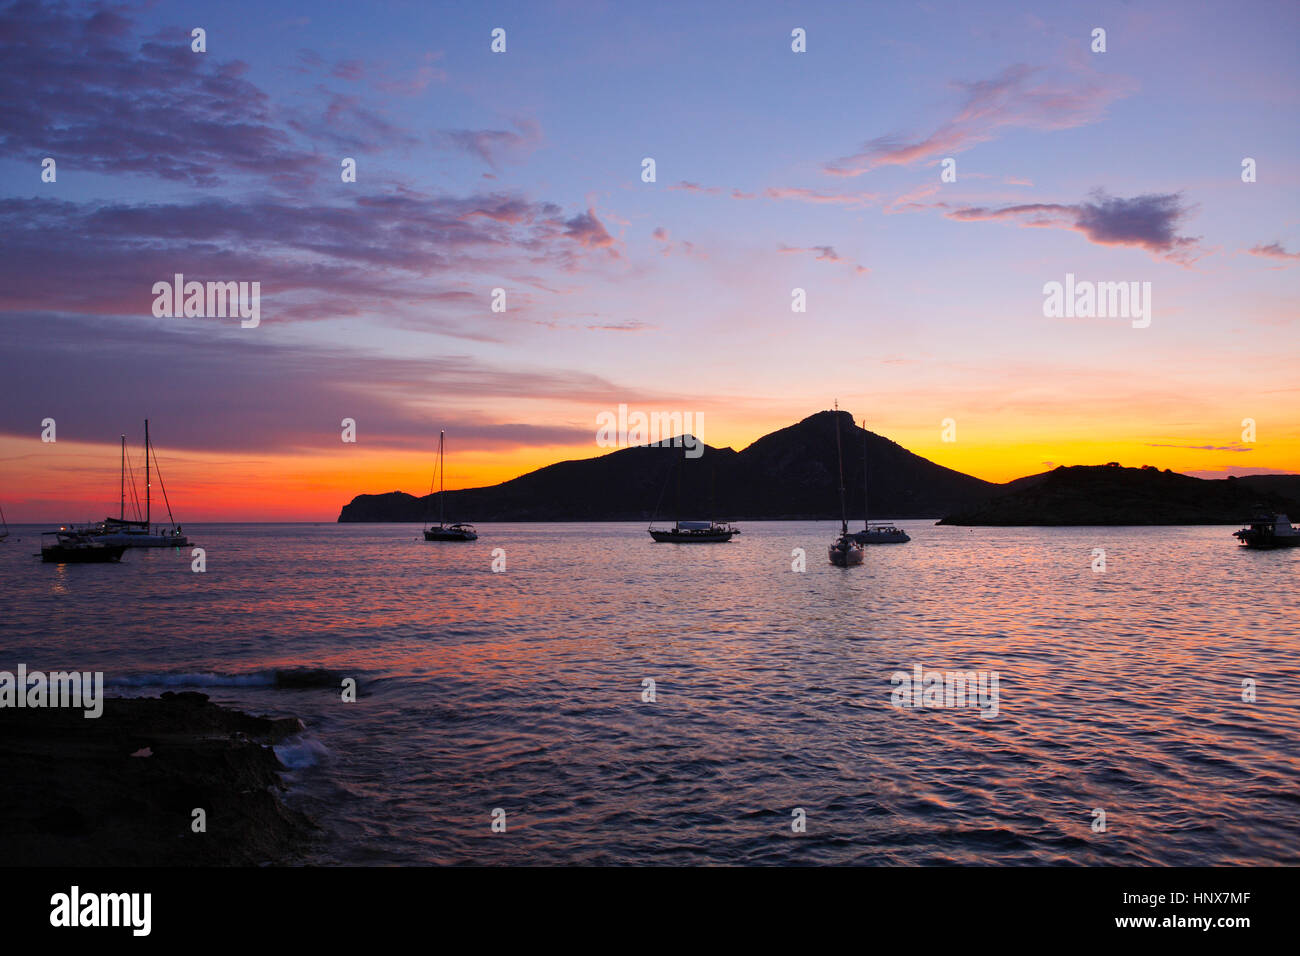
[[3, 414, 1297, 523]]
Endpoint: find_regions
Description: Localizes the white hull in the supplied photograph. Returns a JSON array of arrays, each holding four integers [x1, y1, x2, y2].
[[93, 531, 188, 548]]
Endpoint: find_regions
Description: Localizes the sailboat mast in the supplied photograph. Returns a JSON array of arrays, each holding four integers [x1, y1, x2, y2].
[[120, 434, 126, 521], [862, 419, 869, 531], [834, 404, 847, 535], [439, 430, 445, 528], [674, 447, 682, 531], [144, 419, 151, 528]]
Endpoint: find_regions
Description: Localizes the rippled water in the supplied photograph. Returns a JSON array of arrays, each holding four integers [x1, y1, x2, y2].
[[2, 521, 1297, 865]]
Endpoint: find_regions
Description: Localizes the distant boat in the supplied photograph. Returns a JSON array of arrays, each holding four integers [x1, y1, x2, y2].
[[41, 530, 127, 563], [851, 418, 910, 545], [1233, 512, 1300, 549], [81, 422, 188, 548], [648, 449, 738, 542], [828, 405, 863, 566], [649, 520, 739, 543], [423, 430, 478, 541]]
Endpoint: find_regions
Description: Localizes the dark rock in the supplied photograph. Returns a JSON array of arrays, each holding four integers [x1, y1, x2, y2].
[[938, 464, 1300, 526], [0, 693, 316, 866]]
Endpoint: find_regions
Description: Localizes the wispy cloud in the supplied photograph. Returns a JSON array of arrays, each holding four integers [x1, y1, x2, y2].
[[1246, 241, 1300, 263], [436, 117, 543, 170], [778, 245, 869, 274], [825, 64, 1130, 177]]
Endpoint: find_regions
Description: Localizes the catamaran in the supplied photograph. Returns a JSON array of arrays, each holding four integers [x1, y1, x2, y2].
[[423, 431, 478, 541], [828, 406, 864, 566], [81, 421, 187, 547], [851, 419, 910, 545]]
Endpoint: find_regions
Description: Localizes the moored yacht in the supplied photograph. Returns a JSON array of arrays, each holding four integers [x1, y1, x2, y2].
[[649, 520, 739, 543], [423, 431, 478, 541], [828, 404, 864, 566], [850, 418, 910, 545], [1233, 512, 1300, 549], [81, 422, 188, 548], [647, 447, 738, 543]]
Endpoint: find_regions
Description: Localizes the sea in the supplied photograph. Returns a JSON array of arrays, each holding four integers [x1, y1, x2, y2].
[[2, 521, 1297, 865]]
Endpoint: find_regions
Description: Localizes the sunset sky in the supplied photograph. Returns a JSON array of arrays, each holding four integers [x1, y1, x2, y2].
[[1, 0, 1297, 521]]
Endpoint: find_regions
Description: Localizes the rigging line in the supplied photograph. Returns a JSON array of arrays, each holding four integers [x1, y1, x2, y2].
[[423, 443, 438, 532], [125, 446, 143, 521], [648, 449, 673, 527], [149, 442, 177, 526]]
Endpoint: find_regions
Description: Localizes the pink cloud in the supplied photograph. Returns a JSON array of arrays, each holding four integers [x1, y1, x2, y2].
[[826, 64, 1131, 177]]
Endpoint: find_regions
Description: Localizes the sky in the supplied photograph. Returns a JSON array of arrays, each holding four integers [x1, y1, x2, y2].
[[1, 0, 1297, 521]]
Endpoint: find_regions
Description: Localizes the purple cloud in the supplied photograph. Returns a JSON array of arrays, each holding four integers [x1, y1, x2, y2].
[[947, 191, 1203, 263]]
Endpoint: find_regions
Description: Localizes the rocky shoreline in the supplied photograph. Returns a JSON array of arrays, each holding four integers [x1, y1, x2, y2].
[[0, 691, 316, 866]]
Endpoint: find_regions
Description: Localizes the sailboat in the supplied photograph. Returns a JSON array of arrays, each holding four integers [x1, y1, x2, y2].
[[0, 503, 9, 541], [851, 419, 910, 545], [423, 431, 478, 541], [828, 405, 864, 566], [82, 421, 188, 547], [647, 448, 738, 542]]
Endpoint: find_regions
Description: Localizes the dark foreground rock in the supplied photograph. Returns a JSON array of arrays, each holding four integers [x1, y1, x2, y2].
[[0, 692, 316, 866]]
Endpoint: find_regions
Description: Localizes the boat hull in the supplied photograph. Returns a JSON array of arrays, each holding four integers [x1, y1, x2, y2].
[[42, 544, 126, 563], [828, 543, 864, 566], [649, 530, 736, 543], [424, 529, 477, 541], [1234, 533, 1300, 549], [93, 532, 188, 548], [851, 529, 910, 544]]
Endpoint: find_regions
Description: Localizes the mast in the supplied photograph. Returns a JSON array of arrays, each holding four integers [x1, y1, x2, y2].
[[144, 419, 151, 528], [834, 403, 848, 535], [439, 430, 445, 528], [862, 419, 869, 531], [120, 434, 126, 521], [674, 446, 682, 531], [709, 464, 715, 525]]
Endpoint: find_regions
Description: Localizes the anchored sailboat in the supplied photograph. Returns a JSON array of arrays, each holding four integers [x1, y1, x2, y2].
[[423, 431, 478, 541], [828, 405, 864, 566], [851, 419, 910, 545], [0, 503, 9, 541], [647, 446, 738, 542], [83, 420, 188, 547]]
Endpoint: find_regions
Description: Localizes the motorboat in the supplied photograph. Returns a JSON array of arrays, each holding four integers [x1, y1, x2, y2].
[[1233, 512, 1300, 549], [41, 531, 127, 563], [852, 523, 910, 545]]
